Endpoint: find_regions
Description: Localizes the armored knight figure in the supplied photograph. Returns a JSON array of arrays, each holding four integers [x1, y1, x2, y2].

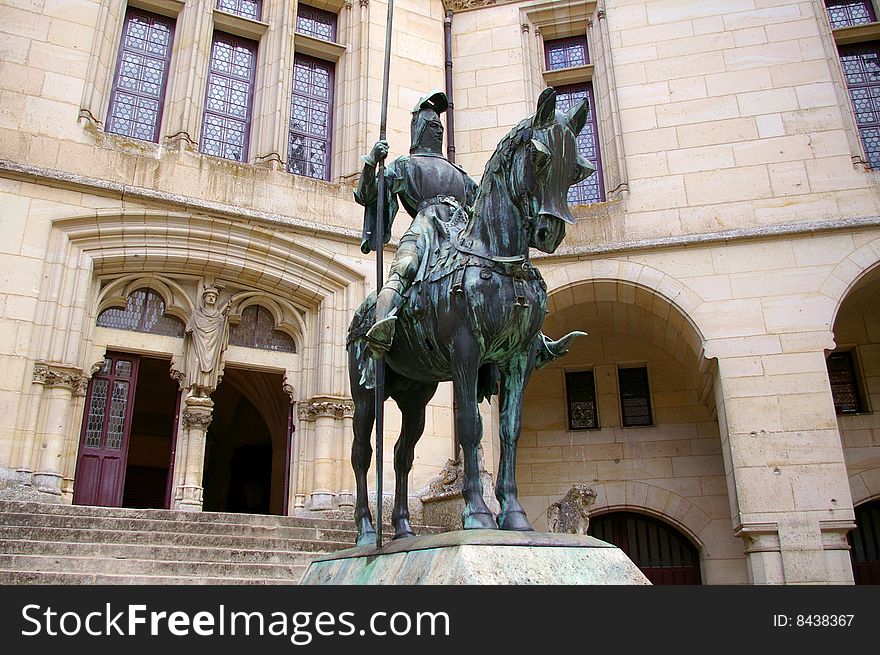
[[355, 90, 479, 358]]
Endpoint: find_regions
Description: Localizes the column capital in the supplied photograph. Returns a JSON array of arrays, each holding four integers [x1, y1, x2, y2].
[[33, 363, 89, 396]]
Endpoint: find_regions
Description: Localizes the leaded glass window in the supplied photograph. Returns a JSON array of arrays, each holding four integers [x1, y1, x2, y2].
[[545, 36, 589, 70], [839, 42, 880, 168], [288, 54, 334, 180], [566, 370, 598, 430], [96, 288, 185, 337], [230, 305, 297, 353], [555, 83, 604, 204], [85, 376, 110, 448], [296, 5, 337, 42], [217, 0, 262, 21], [106, 9, 175, 142], [200, 32, 257, 162], [825, 0, 876, 28], [619, 366, 652, 427], [827, 351, 865, 414]]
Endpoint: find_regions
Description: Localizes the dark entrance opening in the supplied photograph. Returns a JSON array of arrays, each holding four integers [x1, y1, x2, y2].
[[589, 511, 702, 584], [202, 368, 289, 515], [122, 357, 180, 508], [850, 499, 880, 584]]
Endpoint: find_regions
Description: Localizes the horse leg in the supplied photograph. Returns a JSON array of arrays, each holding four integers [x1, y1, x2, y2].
[[496, 354, 534, 531], [351, 389, 377, 546], [391, 382, 438, 539], [451, 340, 497, 529]]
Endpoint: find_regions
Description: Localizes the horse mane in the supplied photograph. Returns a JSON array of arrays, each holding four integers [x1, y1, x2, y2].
[[481, 115, 534, 180]]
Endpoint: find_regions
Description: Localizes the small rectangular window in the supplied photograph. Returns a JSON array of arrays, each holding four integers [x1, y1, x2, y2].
[[296, 5, 338, 42], [619, 367, 653, 427], [217, 0, 262, 21], [825, 0, 876, 28], [288, 54, 334, 180], [106, 9, 175, 143], [200, 32, 257, 162], [827, 351, 865, 414], [566, 370, 598, 430]]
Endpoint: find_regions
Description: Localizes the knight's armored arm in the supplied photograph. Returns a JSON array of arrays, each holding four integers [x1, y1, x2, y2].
[[354, 140, 389, 206]]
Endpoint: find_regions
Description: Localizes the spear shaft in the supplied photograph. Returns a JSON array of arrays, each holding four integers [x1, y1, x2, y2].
[[374, 0, 395, 549]]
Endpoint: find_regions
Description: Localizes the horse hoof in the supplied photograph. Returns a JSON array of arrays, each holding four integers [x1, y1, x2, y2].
[[392, 518, 416, 540], [498, 510, 534, 531], [356, 530, 378, 547], [462, 510, 497, 530]]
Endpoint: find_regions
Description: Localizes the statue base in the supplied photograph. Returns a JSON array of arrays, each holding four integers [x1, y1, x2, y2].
[[299, 530, 650, 585]]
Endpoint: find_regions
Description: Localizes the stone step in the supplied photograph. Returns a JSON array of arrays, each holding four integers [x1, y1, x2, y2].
[[0, 524, 351, 552], [0, 511, 362, 543], [0, 553, 307, 580], [0, 570, 294, 585], [0, 500, 362, 531], [0, 538, 324, 566]]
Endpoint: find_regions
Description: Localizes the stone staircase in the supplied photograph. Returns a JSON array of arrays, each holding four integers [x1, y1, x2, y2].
[[0, 501, 443, 584]]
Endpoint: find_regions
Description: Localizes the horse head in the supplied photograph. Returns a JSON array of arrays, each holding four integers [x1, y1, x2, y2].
[[520, 87, 594, 253]]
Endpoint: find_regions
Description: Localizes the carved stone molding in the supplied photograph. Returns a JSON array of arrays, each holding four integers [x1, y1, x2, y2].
[[359, 0, 368, 7], [33, 363, 89, 396], [444, 0, 510, 11], [521, 23, 529, 33], [182, 407, 213, 429], [297, 397, 355, 421], [282, 382, 296, 403]]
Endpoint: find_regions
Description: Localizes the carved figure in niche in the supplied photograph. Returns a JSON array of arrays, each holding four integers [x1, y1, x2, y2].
[[183, 285, 230, 399]]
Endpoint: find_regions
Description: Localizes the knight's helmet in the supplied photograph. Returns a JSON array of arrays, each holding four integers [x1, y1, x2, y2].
[[409, 90, 448, 153]]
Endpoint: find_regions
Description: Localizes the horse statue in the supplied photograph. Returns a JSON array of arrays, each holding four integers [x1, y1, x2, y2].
[[348, 88, 593, 546]]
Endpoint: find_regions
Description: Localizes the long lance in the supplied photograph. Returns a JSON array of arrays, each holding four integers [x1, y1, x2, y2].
[[373, 0, 395, 549]]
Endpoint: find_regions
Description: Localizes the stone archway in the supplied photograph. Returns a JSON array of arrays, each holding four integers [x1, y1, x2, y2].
[[519, 275, 747, 583]]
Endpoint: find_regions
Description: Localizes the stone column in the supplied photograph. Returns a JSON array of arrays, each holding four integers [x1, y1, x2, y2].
[[337, 401, 356, 510], [31, 364, 88, 498], [300, 396, 353, 511], [712, 346, 856, 584], [174, 397, 214, 511]]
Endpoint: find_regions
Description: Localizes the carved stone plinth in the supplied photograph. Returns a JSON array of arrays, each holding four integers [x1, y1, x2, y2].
[[300, 530, 650, 585]]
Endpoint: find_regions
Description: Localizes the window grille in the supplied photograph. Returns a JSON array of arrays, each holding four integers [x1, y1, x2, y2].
[[565, 370, 598, 430], [545, 36, 589, 70], [288, 54, 334, 180], [838, 42, 880, 168], [827, 351, 864, 414], [555, 83, 604, 204], [296, 5, 337, 42], [200, 32, 257, 162], [230, 305, 297, 353], [618, 366, 653, 427], [106, 9, 175, 142], [96, 288, 185, 337], [217, 0, 262, 21], [825, 0, 876, 28]]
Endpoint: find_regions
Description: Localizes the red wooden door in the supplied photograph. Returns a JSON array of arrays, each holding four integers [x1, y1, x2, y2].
[[73, 353, 140, 507]]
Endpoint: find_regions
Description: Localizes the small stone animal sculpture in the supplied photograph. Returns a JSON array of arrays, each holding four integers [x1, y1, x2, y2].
[[546, 484, 597, 535]]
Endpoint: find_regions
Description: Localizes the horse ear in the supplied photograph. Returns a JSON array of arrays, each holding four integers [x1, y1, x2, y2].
[[533, 87, 557, 128], [566, 97, 590, 136]]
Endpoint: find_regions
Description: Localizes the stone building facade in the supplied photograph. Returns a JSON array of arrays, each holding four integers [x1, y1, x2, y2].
[[1, 0, 880, 584]]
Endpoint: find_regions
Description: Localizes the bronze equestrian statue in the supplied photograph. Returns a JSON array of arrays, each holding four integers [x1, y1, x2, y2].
[[348, 88, 592, 545]]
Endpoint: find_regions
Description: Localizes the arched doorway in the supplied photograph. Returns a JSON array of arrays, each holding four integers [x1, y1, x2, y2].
[[202, 367, 290, 515], [589, 511, 702, 584], [850, 499, 880, 584]]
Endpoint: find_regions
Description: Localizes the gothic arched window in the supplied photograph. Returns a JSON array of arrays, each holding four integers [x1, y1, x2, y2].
[[96, 288, 185, 337], [229, 305, 297, 353]]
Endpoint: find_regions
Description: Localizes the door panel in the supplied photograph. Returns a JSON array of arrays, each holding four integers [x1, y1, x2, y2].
[[73, 353, 140, 507]]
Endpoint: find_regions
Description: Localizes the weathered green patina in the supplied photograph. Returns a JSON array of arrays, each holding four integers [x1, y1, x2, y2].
[[348, 88, 593, 546]]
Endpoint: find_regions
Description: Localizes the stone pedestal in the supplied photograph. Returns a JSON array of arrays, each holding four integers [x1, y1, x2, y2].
[[300, 530, 650, 585]]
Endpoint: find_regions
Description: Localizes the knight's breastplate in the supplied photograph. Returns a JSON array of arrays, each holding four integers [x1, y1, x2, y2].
[[405, 156, 467, 210]]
